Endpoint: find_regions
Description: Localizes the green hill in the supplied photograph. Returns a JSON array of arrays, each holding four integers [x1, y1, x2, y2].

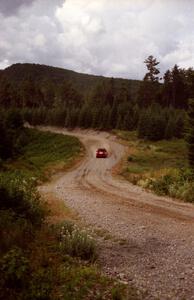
[[0, 63, 142, 130], [2, 63, 140, 100]]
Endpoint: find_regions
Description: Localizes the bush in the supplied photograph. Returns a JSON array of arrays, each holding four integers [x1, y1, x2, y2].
[[127, 156, 134, 162], [0, 172, 45, 226], [151, 174, 175, 195], [0, 246, 54, 300], [142, 168, 194, 202], [57, 221, 97, 261], [27, 267, 53, 300], [0, 210, 32, 254], [0, 247, 29, 291], [0, 110, 25, 160], [180, 182, 194, 202]]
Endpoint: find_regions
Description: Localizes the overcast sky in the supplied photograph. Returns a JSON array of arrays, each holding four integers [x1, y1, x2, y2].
[[0, 0, 194, 79]]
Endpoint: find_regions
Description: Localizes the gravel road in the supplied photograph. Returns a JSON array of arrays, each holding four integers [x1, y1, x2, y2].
[[39, 127, 194, 300]]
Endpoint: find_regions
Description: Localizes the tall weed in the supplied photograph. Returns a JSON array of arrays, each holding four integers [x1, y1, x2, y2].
[[0, 171, 45, 226], [57, 221, 97, 261], [142, 168, 194, 202]]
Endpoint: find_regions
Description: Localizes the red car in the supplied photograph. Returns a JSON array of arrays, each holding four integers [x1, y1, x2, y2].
[[96, 148, 108, 158]]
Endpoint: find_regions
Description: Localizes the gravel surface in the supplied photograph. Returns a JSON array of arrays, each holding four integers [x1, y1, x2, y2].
[[39, 127, 194, 300]]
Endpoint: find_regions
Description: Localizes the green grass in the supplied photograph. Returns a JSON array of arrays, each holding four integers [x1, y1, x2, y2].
[[61, 263, 140, 300], [112, 130, 138, 143], [114, 130, 194, 202], [6, 128, 83, 181], [115, 130, 188, 174], [1, 128, 142, 300]]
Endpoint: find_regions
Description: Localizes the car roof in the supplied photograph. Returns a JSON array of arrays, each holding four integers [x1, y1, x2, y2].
[[97, 148, 107, 151]]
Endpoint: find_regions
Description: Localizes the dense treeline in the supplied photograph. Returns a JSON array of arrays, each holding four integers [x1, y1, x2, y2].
[[0, 110, 27, 160], [0, 61, 194, 140], [137, 56, 194, 140], [138, 57, 194, 109], [21, 79, 139, 131], [186, 98, 194, 168], [138, 105, 186, 141]]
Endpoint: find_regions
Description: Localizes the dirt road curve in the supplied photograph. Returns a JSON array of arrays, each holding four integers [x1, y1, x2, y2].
[[39, 127, 194, 300]]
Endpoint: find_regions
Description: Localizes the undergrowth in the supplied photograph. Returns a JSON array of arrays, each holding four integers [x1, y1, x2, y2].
[[115, 130, 194, 202], [5, 128, 83, 181], [0, 129, 140, 300]]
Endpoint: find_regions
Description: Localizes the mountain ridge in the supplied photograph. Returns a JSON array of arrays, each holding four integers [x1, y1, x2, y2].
[[1, 62, 141, 98], [3, 62, 140, 82]]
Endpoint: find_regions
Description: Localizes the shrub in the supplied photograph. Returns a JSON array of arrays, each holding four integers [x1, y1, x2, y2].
[[127, 156, 133, 162], [28, 267, 53, 300], [0, 247, 29, 291], [178, 168, 194, 182], [141, 168, 194, 202], [180, 182, 194, 202], [151, 174, 175, 195], [111, 286, 124, 300], [0, 172, 45, 226], [0, 210, 32, 254], [0, 246, 54, 300], [57, 221, 97, 261]]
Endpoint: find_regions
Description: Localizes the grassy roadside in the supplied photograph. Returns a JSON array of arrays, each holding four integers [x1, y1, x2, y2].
[[113, 130, 194, 202], [39, 195, 141, 300], [5, 128, 84, 181], [0, 128, 141, 300]]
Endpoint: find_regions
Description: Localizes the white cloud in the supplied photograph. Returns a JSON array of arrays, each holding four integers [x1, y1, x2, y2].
[[0, 0, 194, 79]]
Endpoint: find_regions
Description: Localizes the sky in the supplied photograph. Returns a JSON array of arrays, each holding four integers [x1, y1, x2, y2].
[[0, 0, 194, 79]]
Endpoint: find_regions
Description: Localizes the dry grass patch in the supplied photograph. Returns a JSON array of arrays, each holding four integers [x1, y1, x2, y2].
[[41, 192, 79, 224]]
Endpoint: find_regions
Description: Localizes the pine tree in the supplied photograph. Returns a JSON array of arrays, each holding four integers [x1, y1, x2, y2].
[[137, 105, 166, 141], [138, 55, 160, 107], [186, 68, 194, 99], [162, 69, 172, 107], [109, 99, 118, 128], [165, 118, 176, 139], [137, 110, 150, 138], [186, 99, 194, 168], [171, 65, 188, 109], [144, 55, 160, 82]]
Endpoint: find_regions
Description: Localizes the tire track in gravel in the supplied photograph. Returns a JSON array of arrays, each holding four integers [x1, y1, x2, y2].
[[39, 127, 194, 300]]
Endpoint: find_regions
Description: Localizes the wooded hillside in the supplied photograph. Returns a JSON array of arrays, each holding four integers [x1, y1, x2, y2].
[[0, 60, 194, 140]]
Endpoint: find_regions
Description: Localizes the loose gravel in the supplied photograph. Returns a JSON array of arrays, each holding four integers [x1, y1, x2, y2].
[[39, 127, 194, 300]]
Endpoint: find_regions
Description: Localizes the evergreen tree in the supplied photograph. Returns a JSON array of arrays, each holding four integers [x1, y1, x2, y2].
[[138, 55, 160, 107], [146, 110, 166, 141], [0, 117, 10, 159], [186, 68, 194, 99], [0, 77, 13, 108], [138, 105, 166, 141], [0, 110, 24, 159], [161, 69, 173, 107], [41, 79, 55, 107], [137, 110, 150, 138], [5, 110, 23, 130], [174, 113, 185, 138], [144, 55, 160, 82], [171, 65, 188, 109], [101, 104, 111, 129], [109, 99, 118, 128], [165, 118, 176, 139], [186, 99, 194, 168], [106, 78, 115, 106]]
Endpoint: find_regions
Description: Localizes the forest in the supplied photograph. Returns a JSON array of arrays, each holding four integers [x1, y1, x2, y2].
[[1, 58, 194, 299], [0, 57, 193, 141]]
